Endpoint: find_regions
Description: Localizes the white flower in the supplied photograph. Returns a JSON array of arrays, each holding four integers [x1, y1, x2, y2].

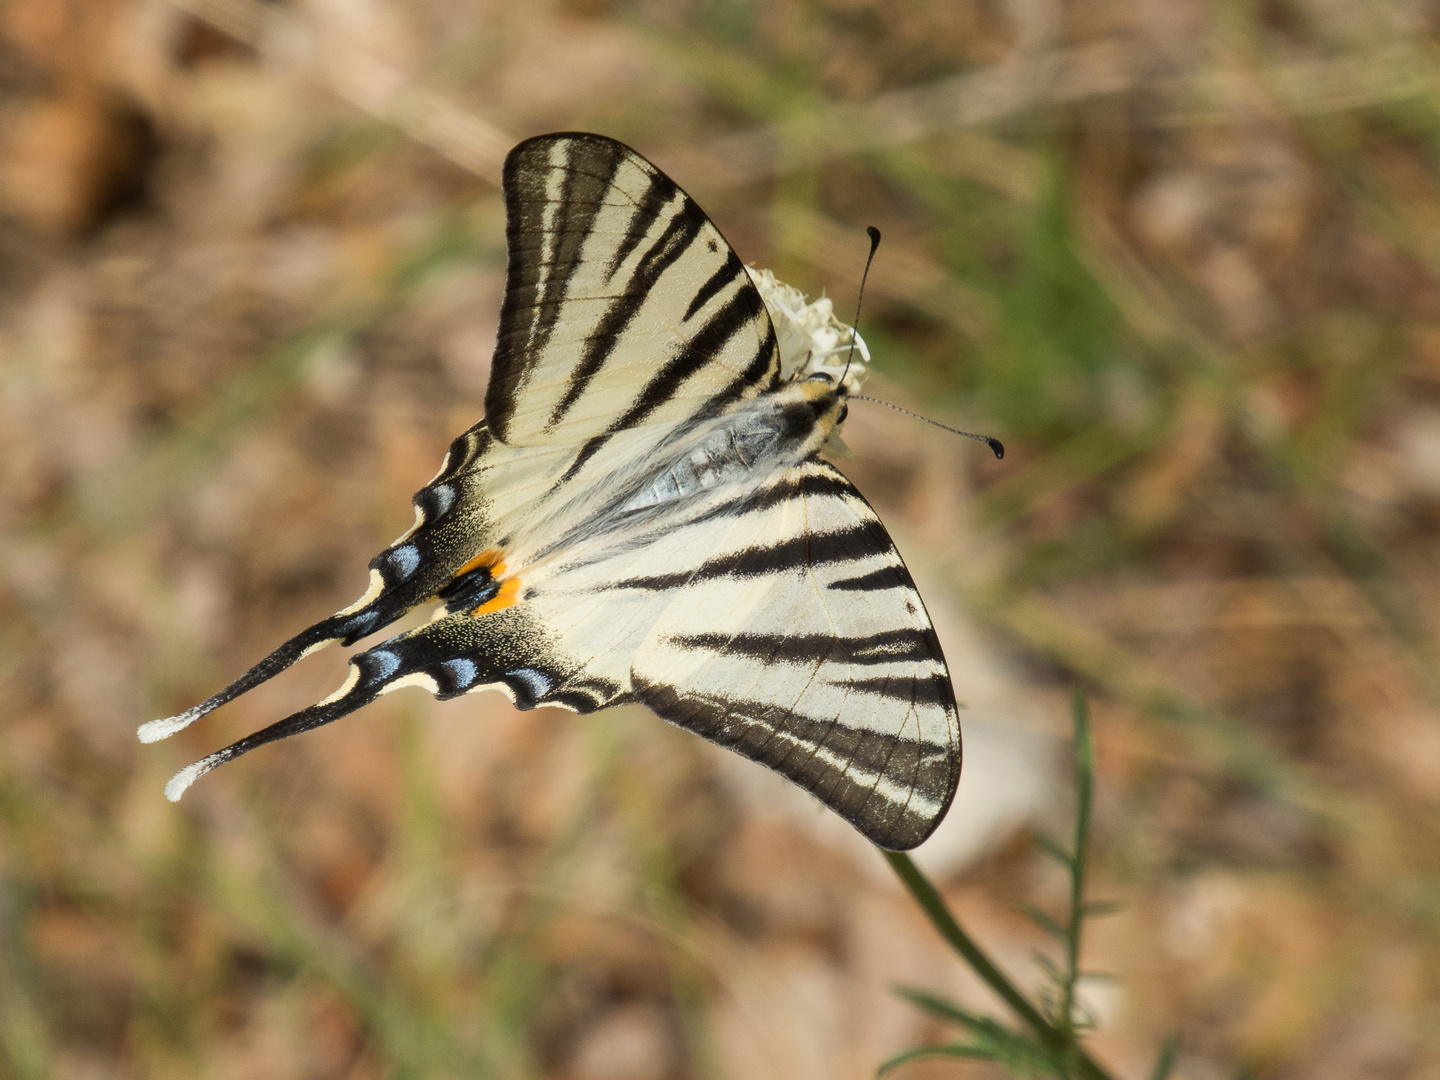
[[746, 266, 869, 395]]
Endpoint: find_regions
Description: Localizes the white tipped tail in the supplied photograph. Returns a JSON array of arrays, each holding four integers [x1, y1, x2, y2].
[[164, 758, 216, 802], [138, 706, 205, 744]]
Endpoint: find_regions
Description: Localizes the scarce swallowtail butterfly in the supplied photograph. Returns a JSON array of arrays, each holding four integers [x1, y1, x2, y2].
[[141, 132, 974, 851]]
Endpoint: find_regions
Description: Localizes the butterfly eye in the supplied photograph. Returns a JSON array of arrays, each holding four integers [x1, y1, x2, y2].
[[807, 371, 834, 384], [837, 403, 849, 424]]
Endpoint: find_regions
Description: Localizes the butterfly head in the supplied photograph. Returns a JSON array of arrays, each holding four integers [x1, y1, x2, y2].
[[761, 368, 853, 463], [802, 369, 850, 423]]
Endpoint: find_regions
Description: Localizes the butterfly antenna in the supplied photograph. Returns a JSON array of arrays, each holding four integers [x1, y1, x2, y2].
[[841, 225, 882, 390], [851, 396, 1005, 458]]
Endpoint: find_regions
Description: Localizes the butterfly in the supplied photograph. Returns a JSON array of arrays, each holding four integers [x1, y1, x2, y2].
[[141, 132, 970, 851]]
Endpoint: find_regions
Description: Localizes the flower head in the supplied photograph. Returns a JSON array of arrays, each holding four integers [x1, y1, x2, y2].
[[746, 267, 869, 396]]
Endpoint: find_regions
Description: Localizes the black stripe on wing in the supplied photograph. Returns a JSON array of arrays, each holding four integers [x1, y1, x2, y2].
[[612, 521, 877, 592], [665, 465, 854, 537], [844, 673, 955, 707], [663, 630, 939, 668], [828, 564, 911, 592], [490, 135, 625, 440], [684, 254, 742, 322]]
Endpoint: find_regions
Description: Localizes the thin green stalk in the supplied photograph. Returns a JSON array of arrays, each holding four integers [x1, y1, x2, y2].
[[1057, 692, 1094, 1043], [881, 850, 1114, 1080]]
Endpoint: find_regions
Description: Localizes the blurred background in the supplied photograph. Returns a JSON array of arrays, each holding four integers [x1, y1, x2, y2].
[[3, 0, 1440, 1077]]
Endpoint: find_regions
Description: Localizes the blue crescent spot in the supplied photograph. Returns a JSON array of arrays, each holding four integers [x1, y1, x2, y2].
[[388, 544, 421, 581], [444, 658, 479, 689], [365, 649, 403, 682], [342, 609, 381, 637], [507, 667, 552, 699], [429, 483, 456, 519]]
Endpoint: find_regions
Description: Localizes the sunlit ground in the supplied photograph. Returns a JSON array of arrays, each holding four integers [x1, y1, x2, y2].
[[4, 1, 1440, 1077]]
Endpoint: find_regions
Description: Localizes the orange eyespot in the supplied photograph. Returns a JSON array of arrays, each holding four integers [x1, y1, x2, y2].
[[453, 548, 506, 578], [444, 548, 522, 617], [448, 548, 521, 616], [471, 576, 521, 616]]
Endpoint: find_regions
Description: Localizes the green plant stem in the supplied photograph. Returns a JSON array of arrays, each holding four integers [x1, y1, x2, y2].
[[882, 851, 1115, 1080], [1058, 692, 1094, 1041]]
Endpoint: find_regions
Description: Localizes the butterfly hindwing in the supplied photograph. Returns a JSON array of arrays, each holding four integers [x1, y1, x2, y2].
[[258, 456, 963, 850], [139, 419, 502, 744], [624, 460, 960, 851]]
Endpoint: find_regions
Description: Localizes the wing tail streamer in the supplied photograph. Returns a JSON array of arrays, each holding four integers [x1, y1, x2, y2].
[[140, 422, 498, 745], [160, 607, 603, 800], [161, 645, 391, 801], [139, 609, 368, 745]]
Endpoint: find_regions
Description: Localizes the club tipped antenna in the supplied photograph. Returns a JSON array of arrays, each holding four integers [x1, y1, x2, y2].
[[840, 226, 882, 389], [842, 226, 1003, 460], [851, 396, 1005, 459]]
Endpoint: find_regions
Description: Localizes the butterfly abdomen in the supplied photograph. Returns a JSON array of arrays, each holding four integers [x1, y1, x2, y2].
[[613, 384, 840, 519]]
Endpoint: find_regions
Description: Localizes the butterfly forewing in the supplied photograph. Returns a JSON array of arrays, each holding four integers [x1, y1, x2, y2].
[[490, 133, 780, 447]]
